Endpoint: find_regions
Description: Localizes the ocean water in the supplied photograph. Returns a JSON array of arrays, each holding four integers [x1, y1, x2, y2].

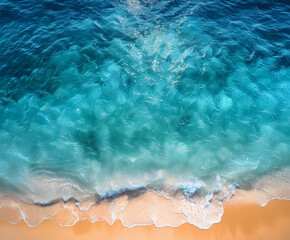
[[0, 0, 289, 228]]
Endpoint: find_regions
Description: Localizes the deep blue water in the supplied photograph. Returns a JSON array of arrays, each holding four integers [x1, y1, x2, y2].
[[0, 0, 289, 203]]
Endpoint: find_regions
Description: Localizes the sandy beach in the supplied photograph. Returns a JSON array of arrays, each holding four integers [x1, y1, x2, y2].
[[0, 190, 289, 240]]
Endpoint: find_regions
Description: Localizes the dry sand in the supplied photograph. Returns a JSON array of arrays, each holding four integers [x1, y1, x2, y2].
[[0, 190, 289, 240]]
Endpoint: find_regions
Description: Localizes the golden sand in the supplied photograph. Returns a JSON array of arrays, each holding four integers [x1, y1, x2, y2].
[[0, 191, 289, 240]]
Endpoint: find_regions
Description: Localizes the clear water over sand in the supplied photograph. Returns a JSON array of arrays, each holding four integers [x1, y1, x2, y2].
[[0, 0, 289, 228]]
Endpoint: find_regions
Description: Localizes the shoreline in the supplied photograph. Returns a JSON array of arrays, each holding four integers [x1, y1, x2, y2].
[[0, 197, 289, 240], [0, 182, 289, 229], [0, 171, 289, 240]]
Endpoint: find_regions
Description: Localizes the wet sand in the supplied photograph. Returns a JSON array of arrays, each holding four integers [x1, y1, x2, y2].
[[0, 195, 289, 240]]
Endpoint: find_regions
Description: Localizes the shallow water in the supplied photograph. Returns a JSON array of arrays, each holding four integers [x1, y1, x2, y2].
[[0, 0, 289, 227]]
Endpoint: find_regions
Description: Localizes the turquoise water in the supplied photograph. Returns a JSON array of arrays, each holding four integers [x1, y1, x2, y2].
[[0, 0, 289, 206]]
